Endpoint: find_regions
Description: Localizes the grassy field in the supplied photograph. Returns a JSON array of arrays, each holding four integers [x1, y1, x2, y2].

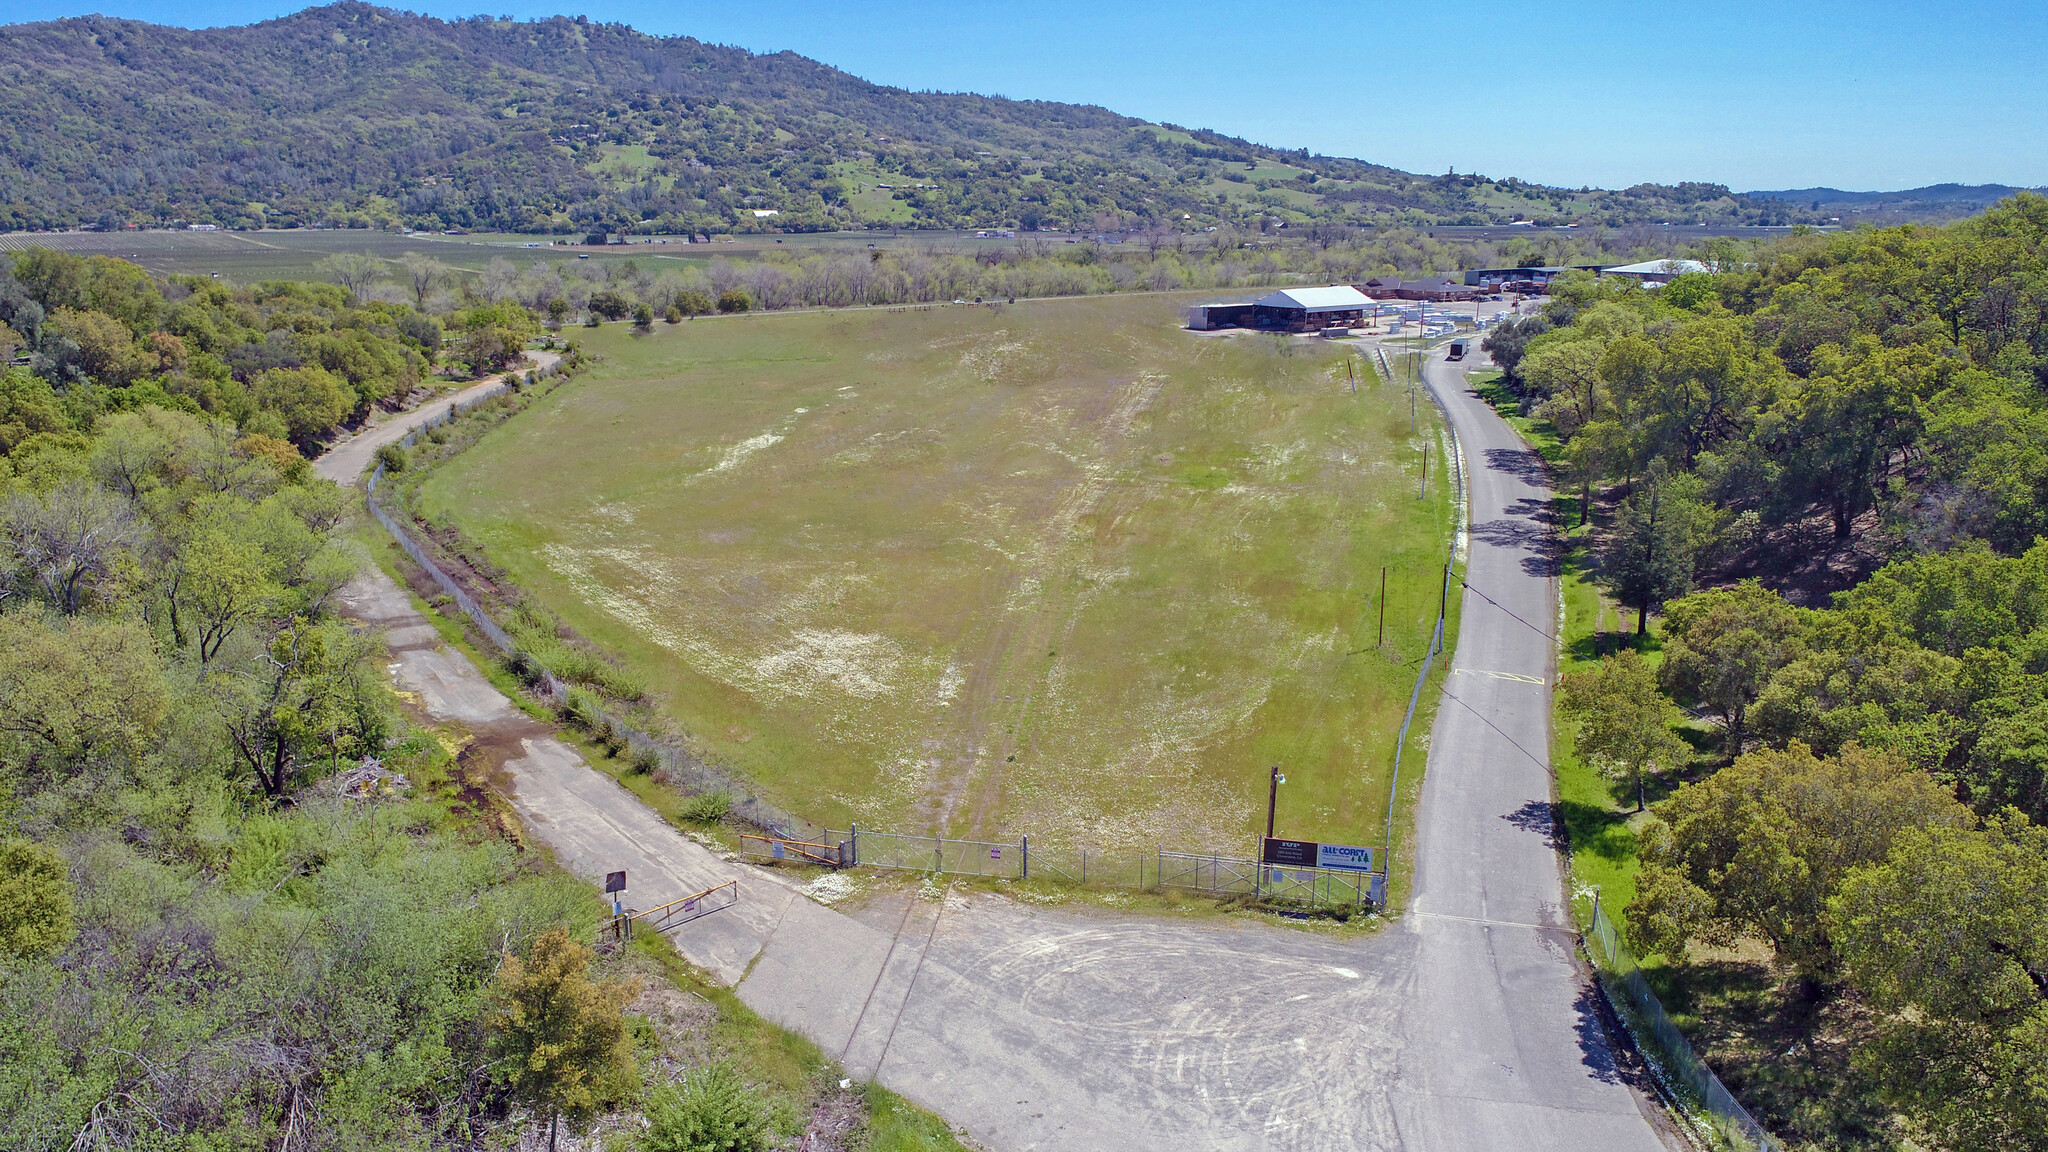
[[418, 296, 1456, 852]]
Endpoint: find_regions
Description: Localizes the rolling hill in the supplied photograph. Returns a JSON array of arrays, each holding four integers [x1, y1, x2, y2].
[[1745, 182, 2048, 223], [0, 3, 1827, 235]]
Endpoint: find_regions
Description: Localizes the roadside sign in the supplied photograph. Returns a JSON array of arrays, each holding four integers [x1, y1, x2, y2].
[[1316, 843, 1376, 872], [604, 870, 627, 893], [1262, 839, 1376, 872], [1262, 838, 1318, 868]]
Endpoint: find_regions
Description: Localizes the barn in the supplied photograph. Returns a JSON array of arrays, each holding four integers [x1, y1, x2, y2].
[[1186, 285, 1375, 332]]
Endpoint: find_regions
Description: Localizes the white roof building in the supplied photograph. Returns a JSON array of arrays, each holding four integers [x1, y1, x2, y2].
[[1600, 259, 1712, 279], [1251, 285, 1376, 312]]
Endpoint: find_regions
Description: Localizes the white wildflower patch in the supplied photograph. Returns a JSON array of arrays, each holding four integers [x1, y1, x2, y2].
[[803, 872, 860, 905], [935, 663, 964, 705], [751, 629, 903, 701], [689, 431, 783, 483]]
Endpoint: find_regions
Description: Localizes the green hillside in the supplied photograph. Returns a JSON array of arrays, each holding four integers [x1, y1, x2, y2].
[[0, 3, 1821, 234]]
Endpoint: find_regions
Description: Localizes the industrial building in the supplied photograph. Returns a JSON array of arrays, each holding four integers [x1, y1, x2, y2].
[[1186, 285, 1375, 333], [1597, 259, 1713, 284], [1460, 265, 1607, 288], [1360, 277, 1481, 302]]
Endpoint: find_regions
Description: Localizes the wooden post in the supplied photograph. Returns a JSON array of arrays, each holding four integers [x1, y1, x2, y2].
[[1420, 444, 1429, 498], [1377, 566, 1387, 647]]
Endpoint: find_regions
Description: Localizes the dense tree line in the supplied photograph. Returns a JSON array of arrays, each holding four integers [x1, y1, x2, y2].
[[1524, 197, 2048, 1149], [0, 3, 1825, 234], [432, 225, 1685, 327], [0, 406, 641, 1146], [0, 248, 544, 461]]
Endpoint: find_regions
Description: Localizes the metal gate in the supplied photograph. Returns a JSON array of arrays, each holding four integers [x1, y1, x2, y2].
[[840, 829, 1027, 879], [612, 880, 738, 939], [739, 833, 851, 868], [1156, 851, 1261, 898]]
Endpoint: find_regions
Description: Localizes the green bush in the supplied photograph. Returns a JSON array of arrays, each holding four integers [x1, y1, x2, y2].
[[641, 1062, 768, 1152], [715, 289, 751, 314], [678, 792, 731, 826], [374, 442, 407, 473], [629, 745, 662, 774], [0, 839, 74, 959]]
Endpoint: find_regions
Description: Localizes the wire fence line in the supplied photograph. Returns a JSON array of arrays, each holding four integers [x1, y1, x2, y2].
[[825, 830, 1381, 908], [1587, 894, 1784, 1152]]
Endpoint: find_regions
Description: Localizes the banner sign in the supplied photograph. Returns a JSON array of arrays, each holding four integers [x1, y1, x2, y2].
[[1316, 843, 1376, 873]]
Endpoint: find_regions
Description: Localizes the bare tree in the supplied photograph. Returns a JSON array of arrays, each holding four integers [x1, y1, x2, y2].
[[314, 253, 386, 303], [395, 252, 450, 310], [2, 481, 145, 614]]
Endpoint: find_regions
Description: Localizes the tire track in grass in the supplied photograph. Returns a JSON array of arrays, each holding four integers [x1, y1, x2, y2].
[[927, 372, 1167, 838]]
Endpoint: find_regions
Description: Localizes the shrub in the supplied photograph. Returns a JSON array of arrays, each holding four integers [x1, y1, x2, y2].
[[373, 442, 407, 473], [664, 306, 683, 324], [715, 289, 751, 314], [589, 289, 631, 321], [678, 792, 731, 826], [629, 745, 662, 774], [633, 302, 655, 331], [0, 839, 75, 959], [641, 1062, 768, 1152], [674, 290, 714, 317]]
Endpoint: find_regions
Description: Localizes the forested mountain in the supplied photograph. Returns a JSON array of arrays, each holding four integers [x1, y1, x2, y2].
[[0, 3, 1822, 234], [1747, 183, 2048, 223]]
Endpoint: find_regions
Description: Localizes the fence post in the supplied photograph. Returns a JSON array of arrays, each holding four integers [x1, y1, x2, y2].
[[1021, 835, 1029, 880], [850, 823, 858, 867]]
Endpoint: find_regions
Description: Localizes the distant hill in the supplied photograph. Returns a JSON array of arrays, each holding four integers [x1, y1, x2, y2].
[[1745, 183, 2047, 222], [0, 4, 1840, 234]]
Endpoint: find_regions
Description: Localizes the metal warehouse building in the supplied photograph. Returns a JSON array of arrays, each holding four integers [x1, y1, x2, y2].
[[1186, 285, 1376, 333]]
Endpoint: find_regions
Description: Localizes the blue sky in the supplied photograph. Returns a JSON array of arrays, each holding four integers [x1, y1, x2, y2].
[[12, 0, 2047, 191]]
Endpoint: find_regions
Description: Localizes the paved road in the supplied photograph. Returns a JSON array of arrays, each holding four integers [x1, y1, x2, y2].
[[313, 351, 560, 485], [321, 341, 1673, 1150], [1384, 347, 1666, 1148]]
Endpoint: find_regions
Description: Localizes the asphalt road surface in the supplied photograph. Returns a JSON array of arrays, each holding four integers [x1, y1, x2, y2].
[[322, 340, 1674, 1150]]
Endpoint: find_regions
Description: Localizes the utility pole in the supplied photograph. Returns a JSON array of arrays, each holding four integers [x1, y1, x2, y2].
[[1377, 566, 1388, 646], [1266, 765, 1283, 840]]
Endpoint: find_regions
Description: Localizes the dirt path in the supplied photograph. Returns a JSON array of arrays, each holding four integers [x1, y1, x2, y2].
[[313, 351, 561, 485]]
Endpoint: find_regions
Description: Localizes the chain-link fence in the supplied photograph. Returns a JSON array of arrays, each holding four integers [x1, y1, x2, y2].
[[1587, 895, 1783, 1152]]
